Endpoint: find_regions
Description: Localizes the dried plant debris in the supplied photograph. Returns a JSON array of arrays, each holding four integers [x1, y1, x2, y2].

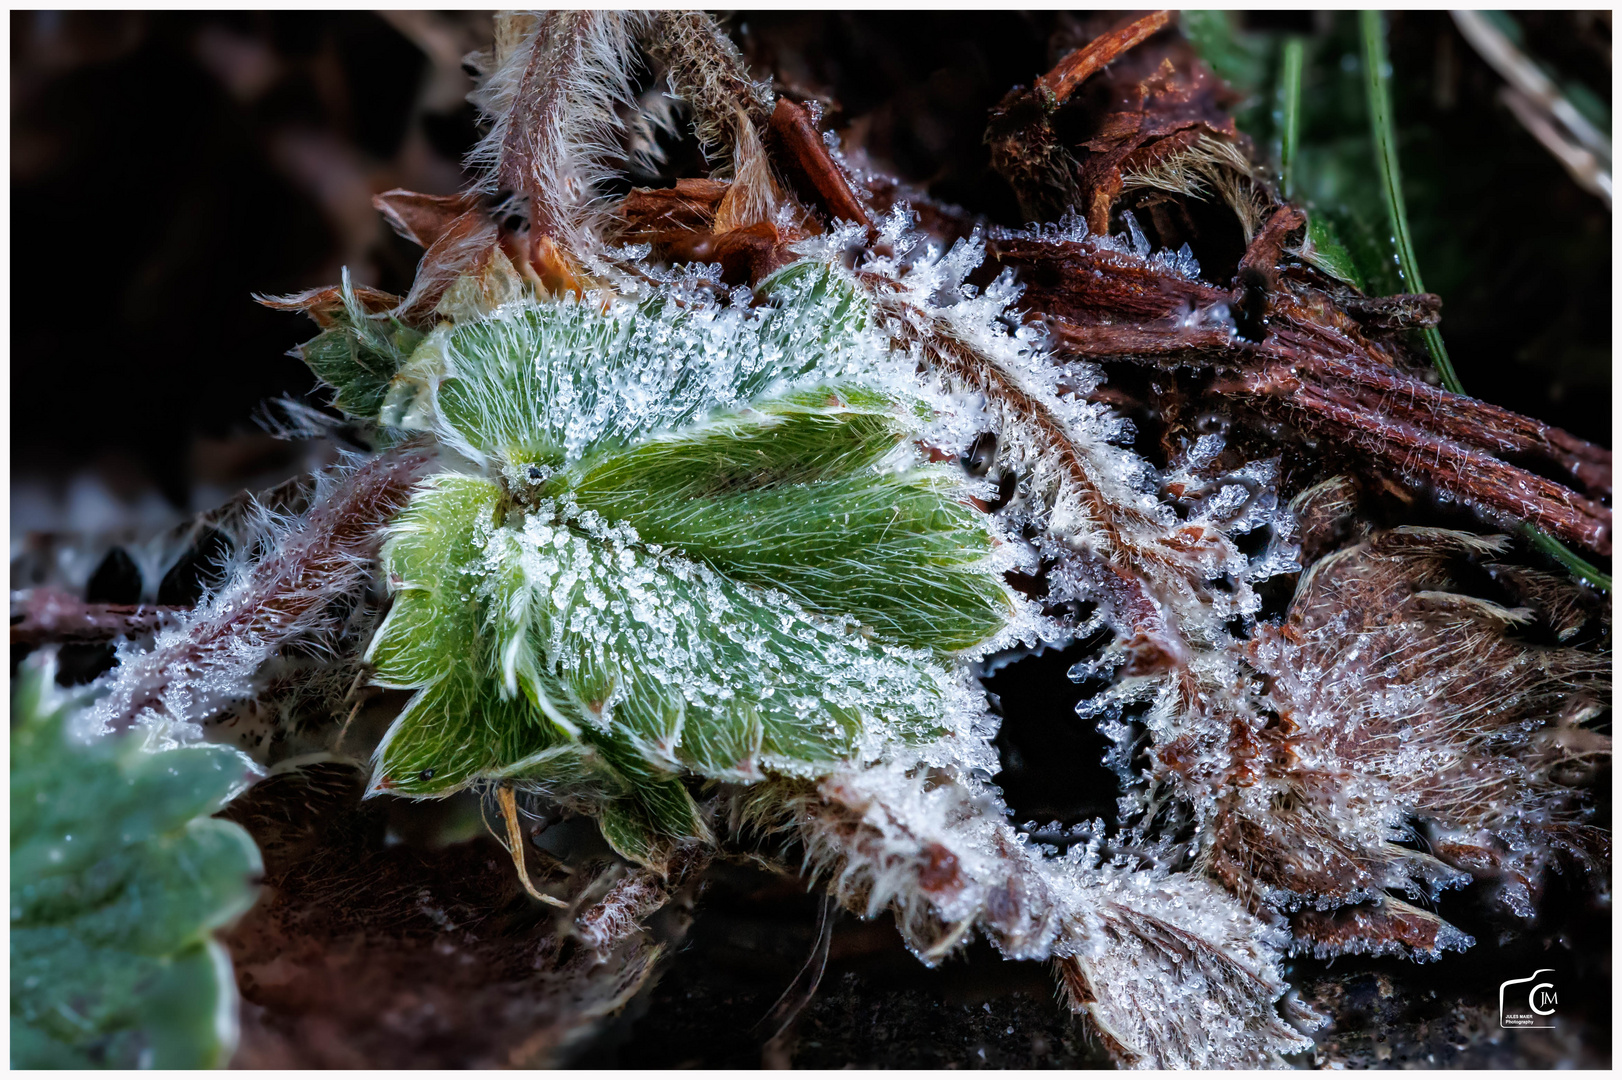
[[219, 762, 701, 1069], [10, 8, 1609, 1071]]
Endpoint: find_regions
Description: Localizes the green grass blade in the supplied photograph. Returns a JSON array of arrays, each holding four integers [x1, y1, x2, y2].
[[1277, 38, 1305, 199], [1358, 10, 1464, 394], [1360, 11, 1608, 592], [1520, 524, 1612, 592]]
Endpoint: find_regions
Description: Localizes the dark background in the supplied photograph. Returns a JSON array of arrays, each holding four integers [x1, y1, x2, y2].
[[10, 10, 1612, 514]]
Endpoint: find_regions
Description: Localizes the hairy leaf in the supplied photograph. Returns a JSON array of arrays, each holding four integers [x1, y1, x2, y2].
[[296, 269, 426, 420], [364, 263, 1012, 863]]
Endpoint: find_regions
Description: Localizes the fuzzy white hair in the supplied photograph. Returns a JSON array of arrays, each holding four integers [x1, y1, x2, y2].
[[466, 11, 654, 259]]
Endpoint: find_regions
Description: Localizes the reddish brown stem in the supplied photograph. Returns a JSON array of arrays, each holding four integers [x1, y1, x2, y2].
[[1233, 367, 1612, 555], [1234, 205, 1306, 292], [11, 590, 186, 647], [1301, 352, 1612, 500], [992, 235, 1611, 549], [1037, 10, 1174, 103], [88, 443, 437, 735]]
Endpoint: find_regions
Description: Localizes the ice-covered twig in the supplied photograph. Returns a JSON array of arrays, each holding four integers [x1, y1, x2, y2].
[[84, 444, 435, 743], [1231, 362, 1613, 554], [729, 764, 1314, 1068], [861, 269, 1231, 666]]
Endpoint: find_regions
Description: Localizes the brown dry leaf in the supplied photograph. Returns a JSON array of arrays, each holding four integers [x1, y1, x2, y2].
[[614, 177, 729, 265], [987, 12, 1241, 233], [1163, 514, 1610, 960], [372, 189, 484, 250]]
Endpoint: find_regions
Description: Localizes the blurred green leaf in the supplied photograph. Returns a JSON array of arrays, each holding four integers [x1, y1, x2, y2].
[[11, 658, 262, 1069], [1180, 10, 1272, 93], [1184, 13, 1401, 293], [1179, 10, 1279, 148]]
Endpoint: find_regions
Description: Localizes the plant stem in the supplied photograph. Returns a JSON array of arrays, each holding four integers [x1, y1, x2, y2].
[[1277, 37, 1304, 199], [1358, 10, 1462, 394], [1359, 10, 1609, 592]]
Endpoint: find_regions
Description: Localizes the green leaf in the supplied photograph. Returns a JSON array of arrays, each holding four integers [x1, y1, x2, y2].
[[364, 262, 1014, 862], [367, 475, 578, 796], [565, 391, 1008, 652], [399, 262, 878, 470], [1297, 213, 1365, 291], [10, 658, 262, 1069], [296, 269, 425, 420]]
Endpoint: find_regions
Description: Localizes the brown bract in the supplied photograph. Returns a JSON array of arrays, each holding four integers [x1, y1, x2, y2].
[[611, 94, 879, 289], [1291, 897, 1466, 961], [256, 283, 402, 329], [372, 189, 483, 249], [766, 97, 872, 229], [613, 178, 809, 287]]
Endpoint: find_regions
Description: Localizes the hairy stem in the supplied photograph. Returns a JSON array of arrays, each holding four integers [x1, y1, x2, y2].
[[86, 444, 436, 739]]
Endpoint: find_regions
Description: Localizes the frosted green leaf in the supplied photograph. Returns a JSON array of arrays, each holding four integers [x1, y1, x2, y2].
[[564, 390, 1006, 651], [364, 260, 1015, 863], [10, 658, 262, 1069]]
